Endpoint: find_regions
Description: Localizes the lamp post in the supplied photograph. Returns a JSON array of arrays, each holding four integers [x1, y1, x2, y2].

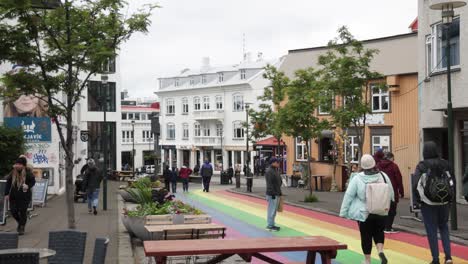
[[132, 120, 136, 178], [429, 0, 466, 231], [245, 103, 253, 192], [101, 74, 108, 211]]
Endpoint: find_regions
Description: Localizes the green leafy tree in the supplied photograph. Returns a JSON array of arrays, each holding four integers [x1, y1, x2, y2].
[[0, 126, 25, 178], [317, 26, 383, 185], [279, 68, 330, 194], [0, 0, 156, 228]]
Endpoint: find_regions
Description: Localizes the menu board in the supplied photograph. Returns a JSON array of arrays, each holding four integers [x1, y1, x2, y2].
[[32, 179, 49, 207], [0, 180, 6, 225]]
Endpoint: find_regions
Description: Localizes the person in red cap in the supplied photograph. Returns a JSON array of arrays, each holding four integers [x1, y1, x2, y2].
[[4, 157, 36, 235]]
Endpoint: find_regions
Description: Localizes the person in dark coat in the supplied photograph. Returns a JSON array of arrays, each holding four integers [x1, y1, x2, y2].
[[163, 165, 171, 191], [179, 165, 193, 192], [463, 164, 468, 202], [376, 152, 404, 233], [5, 157, 36, 235], [227, 166, 234, 184], [265, 158, 282, 231], [413, 141, 453, 264], [171, 167, 178, 193], [200, 159, 213, 192], [82, 159, 102, 215]]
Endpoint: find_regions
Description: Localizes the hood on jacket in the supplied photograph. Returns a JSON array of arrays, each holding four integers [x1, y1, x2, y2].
[[423, 141, 439, 160], [204, 161, 210, 165], [378, 159, 394, 169], [358, 171, 385, 184], [373, 151, 385, 164]]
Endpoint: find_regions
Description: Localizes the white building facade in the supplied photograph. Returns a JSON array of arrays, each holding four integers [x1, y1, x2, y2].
[[157, 57, 282, 173]]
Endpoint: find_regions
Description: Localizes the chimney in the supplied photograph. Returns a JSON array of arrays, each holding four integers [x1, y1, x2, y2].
[[257, 52, 263, 62], [201, 57, 210, 72]]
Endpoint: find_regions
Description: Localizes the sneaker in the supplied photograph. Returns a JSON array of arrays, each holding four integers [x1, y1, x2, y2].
[[93, 206, 97, 215], [379, 252, 388, 264], [272, 226, 281, 231], [445, 259, 453, 264], [88, 209, 92, 214], [18, 225, 25, 236], [384, 228, 399, 234], [266, 226, 279, 232]]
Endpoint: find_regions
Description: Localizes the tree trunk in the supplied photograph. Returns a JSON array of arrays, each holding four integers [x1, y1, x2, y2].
[[306, 139, 313, 195], [277, 136, 282, 173], [65, 156, 76, 229]]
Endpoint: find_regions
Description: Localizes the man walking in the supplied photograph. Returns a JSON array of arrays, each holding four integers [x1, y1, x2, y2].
[[376, 152, 404, 233], [201, 159, 213, 192], [82, 159, 102, 215], [265, 158, 282, 231]]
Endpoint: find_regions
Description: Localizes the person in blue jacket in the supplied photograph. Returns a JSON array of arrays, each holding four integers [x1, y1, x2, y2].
[[340, 154, 394, 264], [200, 159, 213, 192]]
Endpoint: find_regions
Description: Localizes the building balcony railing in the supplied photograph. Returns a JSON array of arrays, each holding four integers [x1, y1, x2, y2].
[[193, 110, 224, 120], [194, 136, 223, 146]]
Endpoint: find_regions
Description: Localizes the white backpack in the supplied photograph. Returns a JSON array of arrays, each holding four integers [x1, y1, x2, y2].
[[365, 173, 391, 216]]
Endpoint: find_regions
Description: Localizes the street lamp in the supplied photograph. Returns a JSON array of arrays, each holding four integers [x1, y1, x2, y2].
[[101, 74, 109, 211], [245, 103, 253, 192], [429, 0, 466, 231], [132, 120, 136, 178]]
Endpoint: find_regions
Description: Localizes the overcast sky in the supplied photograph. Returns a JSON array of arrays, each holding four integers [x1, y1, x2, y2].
[[120, 0, 418, 99]]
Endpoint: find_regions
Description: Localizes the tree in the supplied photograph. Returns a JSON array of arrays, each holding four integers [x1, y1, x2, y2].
[[248, 65, 289, 166], [0, 0, 156, 228], [317, 26, 383, 187], [279, 68, 330, 194], [0, 126, 25, 178]]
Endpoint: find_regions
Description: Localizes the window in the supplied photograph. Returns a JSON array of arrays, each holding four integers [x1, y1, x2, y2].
[[87, 81, 116, 112], [203, 96, 210, 110], [233, 94, 244, 112], [128, 113, 134, 120], [216, 123, 223, 137], [233, 121, 244, 139], [240, 69, 246, 80], [371, 85, 390, 112], [194, 123, 201, 137], [218, 73, 224, 82], [166, 98, 175, 115], [142, 131, 153, 142], [216, 96, 223, 110], [175, 78, 180, 87], [182, 97, 189, 114], [202, 123, 210, 136], [122, 131, 133, 143], [319, 137, 334, 162], [141, 113, 147, 121], [344, 136, 359, 163], [190, 78, 195, 86], [318, 91, 334, 115], [194, 97, 201, 111], [372, 135, 390, 154], [121, 113, 127, 120], [134, 113, 140, 120], [201, 75, 207, 84], [427, 18, 460, 72], [295, 137, 308, 161], [166, 123, 175, 140], [100, 57, 116, 74], [182, 123, 189, 139]]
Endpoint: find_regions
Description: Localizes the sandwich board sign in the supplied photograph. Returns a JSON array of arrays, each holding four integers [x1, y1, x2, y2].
[[32, 179, 49, 207]]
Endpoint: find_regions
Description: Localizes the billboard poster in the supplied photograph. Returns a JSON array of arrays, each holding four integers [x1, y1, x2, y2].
[[4, 117, 51, 142]]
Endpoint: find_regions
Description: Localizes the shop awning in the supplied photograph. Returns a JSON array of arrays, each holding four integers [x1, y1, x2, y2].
[[255, 137, 285, 146]]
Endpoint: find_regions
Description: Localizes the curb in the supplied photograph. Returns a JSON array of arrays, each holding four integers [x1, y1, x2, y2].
[[227, 189, 468, 246], [117, 196, 135, 264]]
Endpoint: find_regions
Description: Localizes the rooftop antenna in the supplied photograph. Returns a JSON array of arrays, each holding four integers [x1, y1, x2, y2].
[[242, 33, 246, 62]]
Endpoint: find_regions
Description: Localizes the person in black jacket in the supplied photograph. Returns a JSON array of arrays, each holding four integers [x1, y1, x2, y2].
[[200, 159, 213, 192], [82, 159, 102, 215], [5, 157, 36, 235], [265, 158, 282, 232], [412, 141, 453, 264], [163, 165, 172, 191], [463, 165, 468, 202]]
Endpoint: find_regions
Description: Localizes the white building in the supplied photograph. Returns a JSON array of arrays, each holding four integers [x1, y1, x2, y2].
[[418, 0, 468, 201], [120, 100, 160, 171], [156, 56, 282, 173]]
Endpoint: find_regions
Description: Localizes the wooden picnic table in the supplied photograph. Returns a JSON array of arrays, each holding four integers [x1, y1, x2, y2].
[[145, 223, 226, 240], [144, 236, 347, 264]]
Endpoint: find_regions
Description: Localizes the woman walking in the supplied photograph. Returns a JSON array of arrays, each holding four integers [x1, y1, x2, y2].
[[163, 165, 171, 191], [340, 154, 394, 264], [171, 167, 179, 193], [413, 141, 454, 264], [179, 165, 192, 192], [82, 159, 102, 215], [5, 157, 36, 235]]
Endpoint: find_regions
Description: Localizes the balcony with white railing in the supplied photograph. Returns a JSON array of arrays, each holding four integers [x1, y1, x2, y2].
[[193, 110, 224, 121], [194, 136, 223, 146]]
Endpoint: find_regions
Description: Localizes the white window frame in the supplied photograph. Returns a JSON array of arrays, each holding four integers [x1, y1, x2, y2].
[[194, 97, 201, 111], [429, 18, 460, 72], [128, 113, 134, 120], [201, 75, 207, 84], [202, 123, 210, 137], [344, 136, 359, 163], [318, 92, 334, 115], [194, 123, 201, 137], [371, 135, 390, 154], [166, 98, 175, 115], [295, 137, 308, 161], [142, 131, 153, 142], [371, 85, 390, 113], [425, 34, 434, 76], [189, 78, 195, 86], [233, 121, 244, 139], [121, 112, 127, 120], [203, 96, 210, 110], [240, 69, 246, 80], [175, 78, 180, 87], [182, 97, 189, 114], [141, 113, 147, 121], [215, 96, 223, 110], [182, 123, 189, 139], [218, 72, 224, 82], [216, 123, 223, 137], [166, 123, 176, 140], [233, 94, 244, 112]]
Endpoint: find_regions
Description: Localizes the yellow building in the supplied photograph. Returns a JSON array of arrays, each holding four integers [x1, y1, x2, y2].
[[279, 32, 419, 195]]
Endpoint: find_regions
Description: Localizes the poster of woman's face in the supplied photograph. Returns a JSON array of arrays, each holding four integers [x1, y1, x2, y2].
[[3, 94, 49, 118]]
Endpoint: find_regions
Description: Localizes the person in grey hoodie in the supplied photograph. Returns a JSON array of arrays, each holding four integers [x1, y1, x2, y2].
[[265, 158, 282, 232]]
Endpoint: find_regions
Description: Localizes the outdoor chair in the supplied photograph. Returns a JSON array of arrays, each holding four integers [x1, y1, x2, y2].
[[48, 230, 87, 264], [92, 237, 109, 264], [0, 252, 39, 264], [0, 232, 19, 250]]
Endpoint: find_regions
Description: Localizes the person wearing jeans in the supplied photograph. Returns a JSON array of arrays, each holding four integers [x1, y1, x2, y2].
[[179, 165, 192, 192], [265, 158, 282, 231], [83, 159, 102, 215]]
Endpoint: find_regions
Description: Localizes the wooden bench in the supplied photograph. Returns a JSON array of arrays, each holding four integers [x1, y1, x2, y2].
[[144, 236, 347, 264], [145, 223, 226, 240]]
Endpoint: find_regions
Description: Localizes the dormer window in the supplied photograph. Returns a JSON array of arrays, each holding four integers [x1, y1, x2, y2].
[[175, 78, 180, 87], [190, 78, 195, 85], [218, 73, 224, 83], [240, 69, 246, 80], [201, 75, 207, 84]]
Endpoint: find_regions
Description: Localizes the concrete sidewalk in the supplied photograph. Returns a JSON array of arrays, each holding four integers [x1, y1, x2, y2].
[[0, 181, 120, 264], [230, 180, 468, 245]]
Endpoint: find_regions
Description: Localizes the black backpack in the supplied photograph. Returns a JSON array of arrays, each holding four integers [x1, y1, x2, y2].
[[423, 164, 454, 203]]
